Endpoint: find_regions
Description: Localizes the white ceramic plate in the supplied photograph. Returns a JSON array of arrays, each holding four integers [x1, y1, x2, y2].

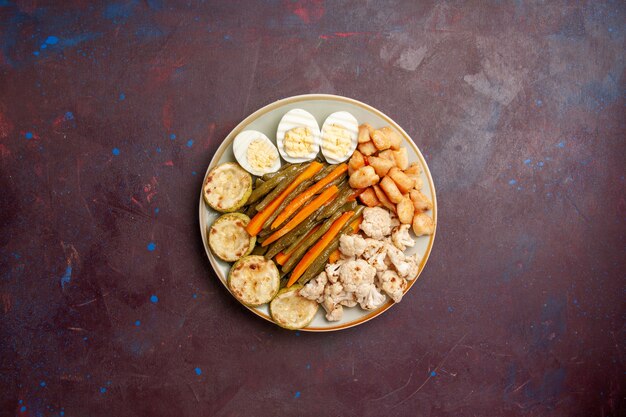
[[199, 94, 437, 331]]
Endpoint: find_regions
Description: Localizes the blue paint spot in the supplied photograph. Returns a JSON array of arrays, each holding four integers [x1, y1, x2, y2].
[[107, 380, 112, 386], [104, 2, 136, 24], [60, 412, 64, 416], [25, 132, 33, 139], [40, 43, 47, 49], [608, 27, 613, 32], [60, 266, 72, 289], [306, 364, 311, 370], [294, 391, 301, 398], [224, 34, 232, 40], [170, 133, 176, 140], [557, 142, 565, 148], [65, 111, 74, 120], [100, 387, 107, 393], [119, 92, 125, 101], [45, 36, 59, 45], [537, 161, 544, 167], [430, 371, 437, 377], [523, 159, 531, 165], [33, 51, 39, 56], [154, 207, 159, 214], [447, 306, 454, 312], [112, 148, 120, 156], [192, 171, 197, 176], [156, 147, 161, 153], [147, 242, 156, 251], [19, 400, 22, 405], [135, 320, 141, 326], [295, 331, 300, 336], [186, 139, 194, 147], [193, 293, 198, 299], [150, 295, 158, 303], [195, 367, 202, 375], [535, 99, 543, 106], [517, 186, 522, 191], [40, 381, 46, 387], [20, 406, 26, 412], [83, 336, 88, 341], [508, 179, 517, 185]]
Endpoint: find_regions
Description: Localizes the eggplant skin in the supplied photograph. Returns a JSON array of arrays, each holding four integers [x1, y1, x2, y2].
[[228, 256, 280, 307], [209, 213, 255, 262], [270, 285, 319, 330], [204, 162, 252, 213]]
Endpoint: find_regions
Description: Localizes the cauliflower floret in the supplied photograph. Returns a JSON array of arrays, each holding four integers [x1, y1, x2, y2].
[[386, 245, 420, 279], [325, 259, 346, 284], [377, 270, 406, 303], [389, 212, 401, 228], [322, 298, 343, 321], [324, 282, 356, 307], [299, 272, 327, 303], [338, 259, 376, 292], [362, 239, 388, 271], [355, 284, 387, 310], [339, 233, 367, 258], [391, 224, 415, 251], [360, 207, 393, 239]]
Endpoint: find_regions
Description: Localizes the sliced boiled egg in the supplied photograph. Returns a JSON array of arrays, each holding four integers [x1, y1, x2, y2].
[[320, 111, 359, 164], [276, 109, 321, 163], [232, 130, 281, 176]]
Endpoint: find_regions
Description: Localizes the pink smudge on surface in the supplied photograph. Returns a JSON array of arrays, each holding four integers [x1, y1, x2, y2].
[[163, 160, 174, 167], [0, 144, 10, 158], [204, 123, 216, 149], [0, 111, 13, 139], [319, 32, 365, 40], [0, 293, 12, 314], [162, 99, 173, 131], [143, 177, 158, 203], [285, 0, 324, 24]]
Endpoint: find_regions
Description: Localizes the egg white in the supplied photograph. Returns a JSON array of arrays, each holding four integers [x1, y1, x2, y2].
[[320, 111, 359, 164], [276, 108, 321, 163], [232, 130, 281, 176]]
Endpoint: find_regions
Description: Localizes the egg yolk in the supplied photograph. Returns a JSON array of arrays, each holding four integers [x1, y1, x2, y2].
[[247, 139, 277, 170], [284, 127, 314, 157], [322, 124, 351, 160]]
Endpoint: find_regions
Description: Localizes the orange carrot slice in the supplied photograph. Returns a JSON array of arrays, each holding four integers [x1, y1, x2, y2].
[[287, 211, 353, 287], [262, 185, 338, 247], [271, 163, 348, 229], [246, 162, 323, 236]]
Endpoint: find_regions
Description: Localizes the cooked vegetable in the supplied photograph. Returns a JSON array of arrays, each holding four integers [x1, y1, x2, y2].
[[380, 126, 403, 150], [358, 187, 380, 207], [357, 124, 371, 143], [372, 184, 396, 213], [262, 185, 339, 246], [412, 213, 435, 236], [246, 162, 324, 236], [262, 179, 313, 230], [311, 163, 334, 182], [396, 197, 415, 224], [255, 164, 310, 211], [392, 148, 409, 170], [208, 213, 255, 262], [379, 176, 404, 204], [203, 162, 252, 212], [371, 129, 391, 151], [357, 140, 377, 156], [409, 189, 433, 212], [251, 244, 268, 256], [349, 166, 380, 189], [275, 224, 321, 265], [328, 217, 362, 263], [282, 210, 344, 273], [348, 150, 365, 173], [248, 165, 300, 205], [269, 285, 319, 330], [388, 167, 414, 194], [228, 255, 280, 306], [271, 164, 348, 229], [297, 208, 363, 286], [368, 156, 395, 177], [287, 211, 354, 287]]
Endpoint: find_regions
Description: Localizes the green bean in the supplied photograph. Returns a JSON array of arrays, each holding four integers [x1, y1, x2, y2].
[[255, 163, 310, 211], [251, 244, 268, 256], [262, 163, 295, 181], [283, 220, 322, 255], [311, 163, 333, 182], [296, 205, 364, 285], [264, 207, 324, 259], [248, 164, 302, 205], [297, 239, 339, 286], [315, 183, 354, 220], [261, 179, 313, 230], [264, 227, 305, 260], [244, 204, 257, 217], [281, 211, 344, 274], [255, 178, 265, 188]]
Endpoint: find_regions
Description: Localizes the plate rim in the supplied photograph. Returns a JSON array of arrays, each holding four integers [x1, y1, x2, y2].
[[198, 93, 437, 332]]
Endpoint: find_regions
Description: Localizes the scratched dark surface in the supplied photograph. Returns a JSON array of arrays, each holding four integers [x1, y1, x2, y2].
[[0, 1, 624, 416]]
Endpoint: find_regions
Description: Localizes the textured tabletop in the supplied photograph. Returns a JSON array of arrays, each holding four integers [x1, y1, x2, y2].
[[0, 1, 624, 416]]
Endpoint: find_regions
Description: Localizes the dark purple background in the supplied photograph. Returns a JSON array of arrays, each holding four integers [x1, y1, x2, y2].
[[1, 1, 624, 416]]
